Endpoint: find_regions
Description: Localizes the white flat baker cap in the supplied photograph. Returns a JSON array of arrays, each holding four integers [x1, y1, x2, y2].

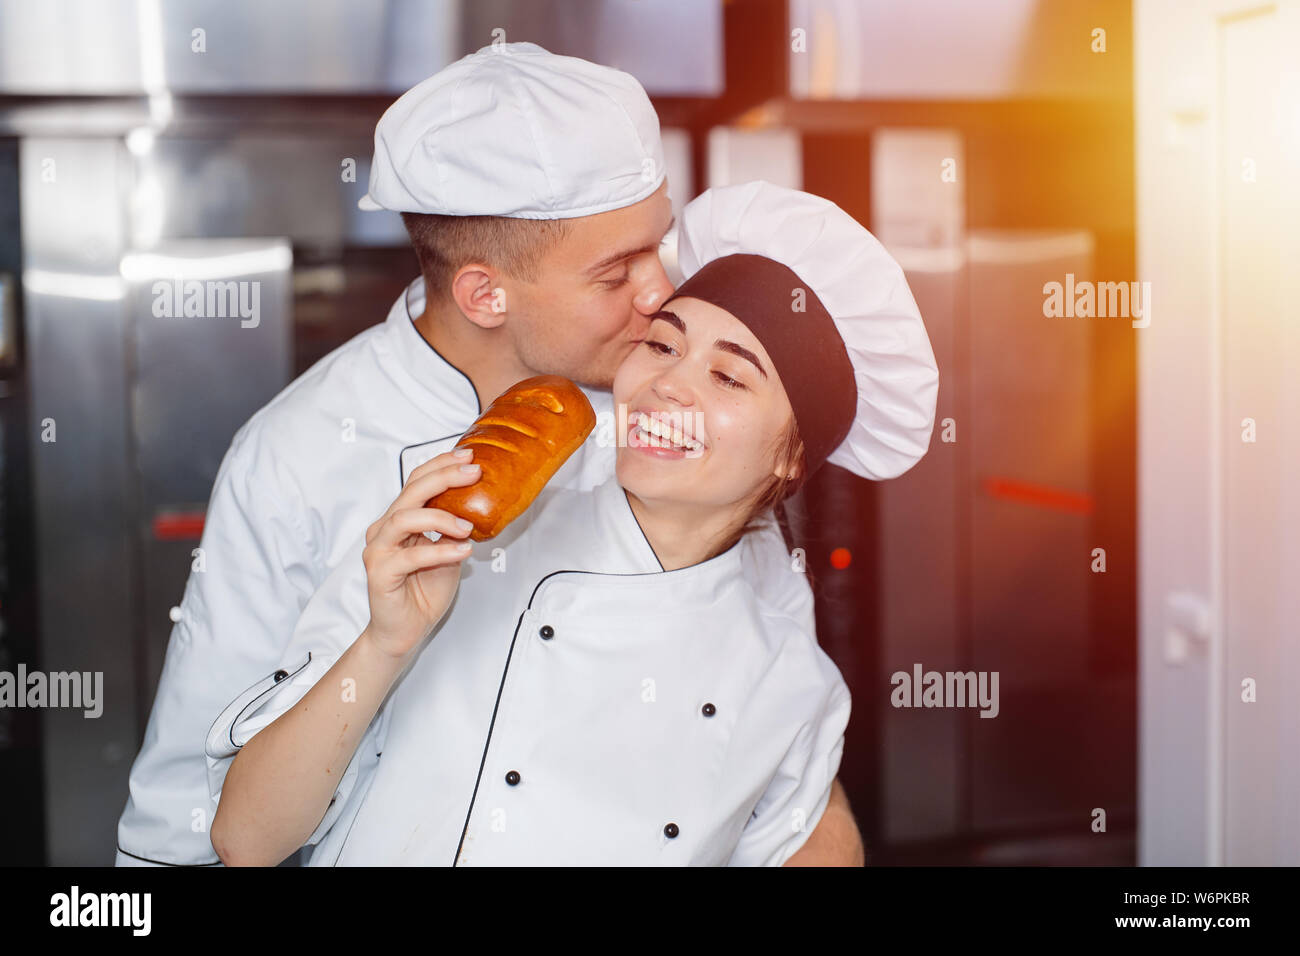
[[359, 41, 666, 219], [673, 181, 940, 482]]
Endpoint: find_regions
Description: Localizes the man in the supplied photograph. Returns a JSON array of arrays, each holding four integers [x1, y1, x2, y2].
[[116, 41, 863, 867]]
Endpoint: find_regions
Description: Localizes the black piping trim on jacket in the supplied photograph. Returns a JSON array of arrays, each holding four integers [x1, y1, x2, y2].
[[450, 560, 729, 865], [328, 783, 364, 867], [402, 297, 481, 417], [329, 718, 389, 866], [225, 652, 314, 752], [452, 606, 529, 867], [620, 488, 665, 572], [115, 844, 223, 866], [396, 431, 472, 489], [453, 569, 591, 865]]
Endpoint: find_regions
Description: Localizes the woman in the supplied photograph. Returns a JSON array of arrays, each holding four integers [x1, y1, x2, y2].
[[208, 181, 938, 866]]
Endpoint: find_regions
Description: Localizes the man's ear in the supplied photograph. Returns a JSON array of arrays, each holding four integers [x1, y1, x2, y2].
[[450, 264, 508, 330]]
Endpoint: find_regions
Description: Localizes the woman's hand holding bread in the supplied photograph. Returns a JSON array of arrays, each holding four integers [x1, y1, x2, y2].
[[363, 375, 595, 662], [362, 448, 482, 661]]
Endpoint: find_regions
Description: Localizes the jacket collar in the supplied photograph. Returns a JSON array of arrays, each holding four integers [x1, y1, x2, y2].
[[379, 275, 616, 438], [531, 475, 748, 618], [377, 276, 481, 423]]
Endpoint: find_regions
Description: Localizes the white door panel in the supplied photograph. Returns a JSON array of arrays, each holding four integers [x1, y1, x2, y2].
[[1136, 0, 1300, 866]]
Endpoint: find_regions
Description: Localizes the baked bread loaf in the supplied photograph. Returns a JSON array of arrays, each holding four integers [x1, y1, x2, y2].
[[427, 375, 596, 540]]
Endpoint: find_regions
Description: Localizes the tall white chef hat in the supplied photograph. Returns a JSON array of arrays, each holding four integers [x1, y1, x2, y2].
[[668, 181, 939, 483], [358, 41, 666, 218]]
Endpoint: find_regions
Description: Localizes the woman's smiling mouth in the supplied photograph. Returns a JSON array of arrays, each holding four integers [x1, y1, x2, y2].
[[627, 410, 706, 458]]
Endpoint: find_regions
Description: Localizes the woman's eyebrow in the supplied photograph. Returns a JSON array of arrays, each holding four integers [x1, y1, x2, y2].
[[649, 311, 767, 378], [650, 309, 684, 332], [714, 340, 767, 378]]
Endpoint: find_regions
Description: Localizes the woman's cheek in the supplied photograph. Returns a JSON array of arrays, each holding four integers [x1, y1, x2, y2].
[[715, 411, 768, 470], [709, 401, 750, 440], [705, 408, 739, 460]]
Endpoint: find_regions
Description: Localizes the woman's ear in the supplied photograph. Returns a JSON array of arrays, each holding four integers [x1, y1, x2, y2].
[[772, 436, 805, 482], [450, 263, 508, 330]]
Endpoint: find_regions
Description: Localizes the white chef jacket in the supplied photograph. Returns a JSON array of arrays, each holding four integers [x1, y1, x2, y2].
[[208, 472, 850, 866], [116, 277, 814, 866]]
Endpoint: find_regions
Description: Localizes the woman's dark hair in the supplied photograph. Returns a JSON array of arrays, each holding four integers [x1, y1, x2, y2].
[[704, 412, 805, 562]]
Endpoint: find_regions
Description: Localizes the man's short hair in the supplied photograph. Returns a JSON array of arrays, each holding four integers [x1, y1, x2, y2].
[[401, 212, 571, 301]]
